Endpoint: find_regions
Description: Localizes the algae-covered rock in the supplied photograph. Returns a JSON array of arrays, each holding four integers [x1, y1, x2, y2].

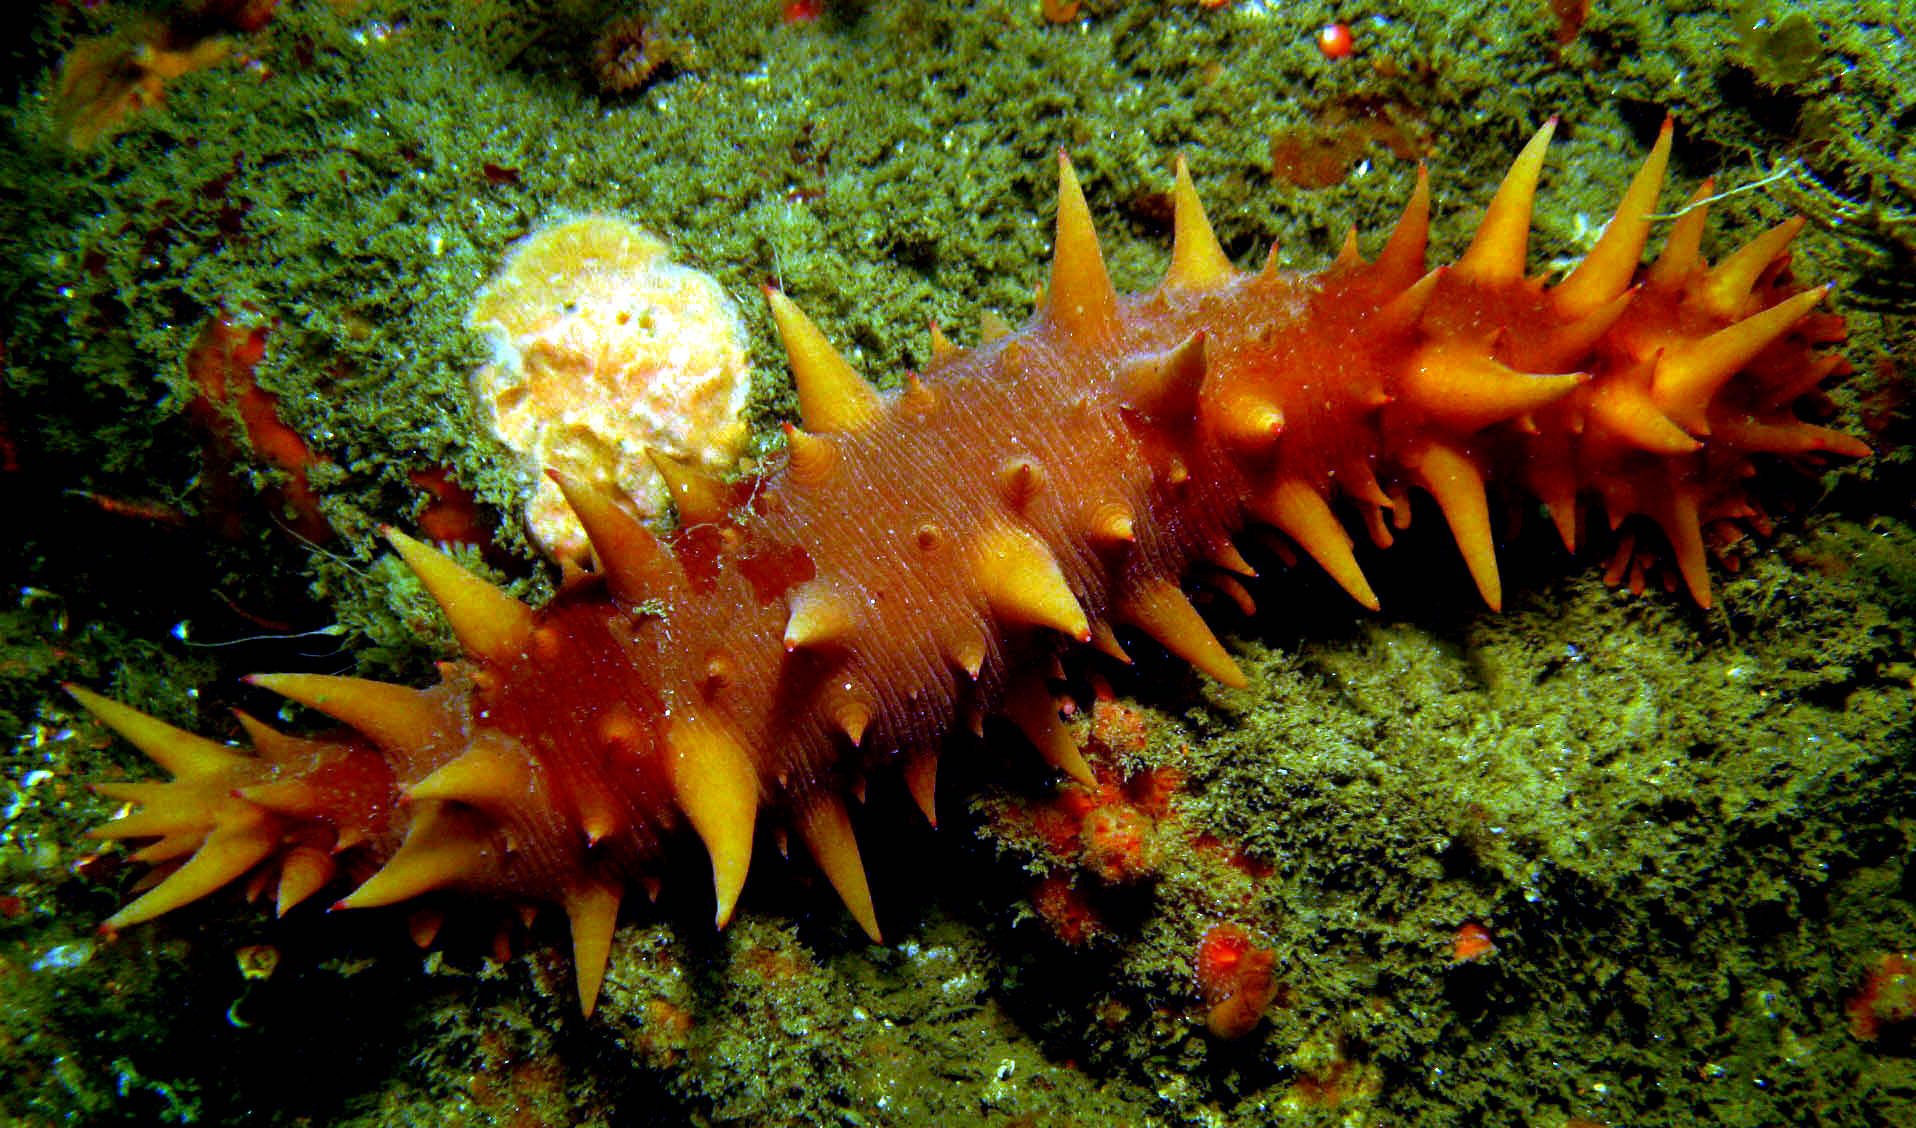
[[0, 0, 1909, 1125]]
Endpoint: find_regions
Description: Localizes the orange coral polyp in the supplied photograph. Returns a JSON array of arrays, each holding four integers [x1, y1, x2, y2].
[[72, 121, 1865, 1016]]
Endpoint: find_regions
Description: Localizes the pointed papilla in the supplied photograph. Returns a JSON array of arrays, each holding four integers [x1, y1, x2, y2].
[[1210, 574, 1256, 616], [85, 803, 211, 842], [647, 448, 732, 525], [765, 287, 883, 432], [1646, 179, 1714, 290], [782, 423, 838, 489], [103, 807, 278, 931], [1651, 485, 1713, 608], [828, 686, 873, 746], [386, 529, 536, 664], [1373, 268, 1442, 336], [785, 579, 859, 650], [1044, 151, 1119, 340], [236, 778, 327, 817], [928, 321, 956, 361], [1085, 500, 1136, 547], [1519, 287, 1636, 373], [1652, 286, 1829, 434], [1715, 416, 1872, 459], [996, 456, 1045, 510], [1696, 217, 1805, 320], [1552, 117, 1672, 319], [333, 802, 496, 909], [89, 780, 175, 806], [1412, 443, 1502, 610], [666, 718, 759, 927], [1529, 456, 1581, 554], [1118, 577, 1249, 688], [248, 674, 445, 756], [1209, 539, 1256, 577], [1399, 340, 1587, 431], [1117, 331, 1207, 424], [66, 685, 253, 779], [1251, 479, 1380, 611], [1332, 225, 1364, 271], [968, 523, 1091, 641], [575, 784, 623, 846], [796, 795, 882, 942], [232, 710, 315, 767], [405, 733, 533, 808], [564, 879, 622, 1016], [407, 907, 445, 949], [128, 831, 204, 864], [1003, 675, 1095, 784], [902, 752, 939, 827], [940, 621, 989, 679], [275, 845, 336, 916], [1588, 375, 1702, 455], [901, 372, 938, 415], [1214, 389, 1286, 454], [549, 469, 681, 605], [1373, 165, 1431, 291], [1454, 118, 1557, 287], [1164, 154, 1234, 289], [1090, 620, 1132, 663]]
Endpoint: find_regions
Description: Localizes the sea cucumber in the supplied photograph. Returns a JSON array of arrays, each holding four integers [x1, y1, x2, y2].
[[67, 119, 1867, 1017]]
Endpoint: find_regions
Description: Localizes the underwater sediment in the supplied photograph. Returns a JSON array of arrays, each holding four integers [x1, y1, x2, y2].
[[1, 1, 1912, 1125]]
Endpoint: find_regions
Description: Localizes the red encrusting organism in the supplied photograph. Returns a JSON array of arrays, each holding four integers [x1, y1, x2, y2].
[[1316, 23, 1354, 60], [68, 119, 1869, 1017], [1451, 920, 1495, 961], [1195, 923, 1280, 1038], [184, 314, 334, 544]]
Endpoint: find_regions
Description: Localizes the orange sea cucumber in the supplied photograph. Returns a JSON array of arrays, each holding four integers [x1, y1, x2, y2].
[[67, 119, 1867, 1016], [466, 214, 753, 565]]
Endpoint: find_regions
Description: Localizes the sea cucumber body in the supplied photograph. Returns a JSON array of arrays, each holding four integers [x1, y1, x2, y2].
[[69, 125, 1865, 1014]]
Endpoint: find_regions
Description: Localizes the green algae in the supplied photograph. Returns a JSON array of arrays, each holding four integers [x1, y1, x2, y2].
[[1734, 1, 1829, 88], [588, 916, 1146, 1125], [0, 0, 1911, 1124]]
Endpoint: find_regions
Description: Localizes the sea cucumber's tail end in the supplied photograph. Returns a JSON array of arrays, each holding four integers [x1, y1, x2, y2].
[[66, 683, 397, 931]]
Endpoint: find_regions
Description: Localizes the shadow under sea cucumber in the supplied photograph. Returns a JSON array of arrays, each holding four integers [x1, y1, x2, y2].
[[65, 116, 1867, 1017]]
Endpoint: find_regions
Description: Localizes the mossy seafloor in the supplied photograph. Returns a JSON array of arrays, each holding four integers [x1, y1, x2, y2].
[[1, 0, 1912, 1124]]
